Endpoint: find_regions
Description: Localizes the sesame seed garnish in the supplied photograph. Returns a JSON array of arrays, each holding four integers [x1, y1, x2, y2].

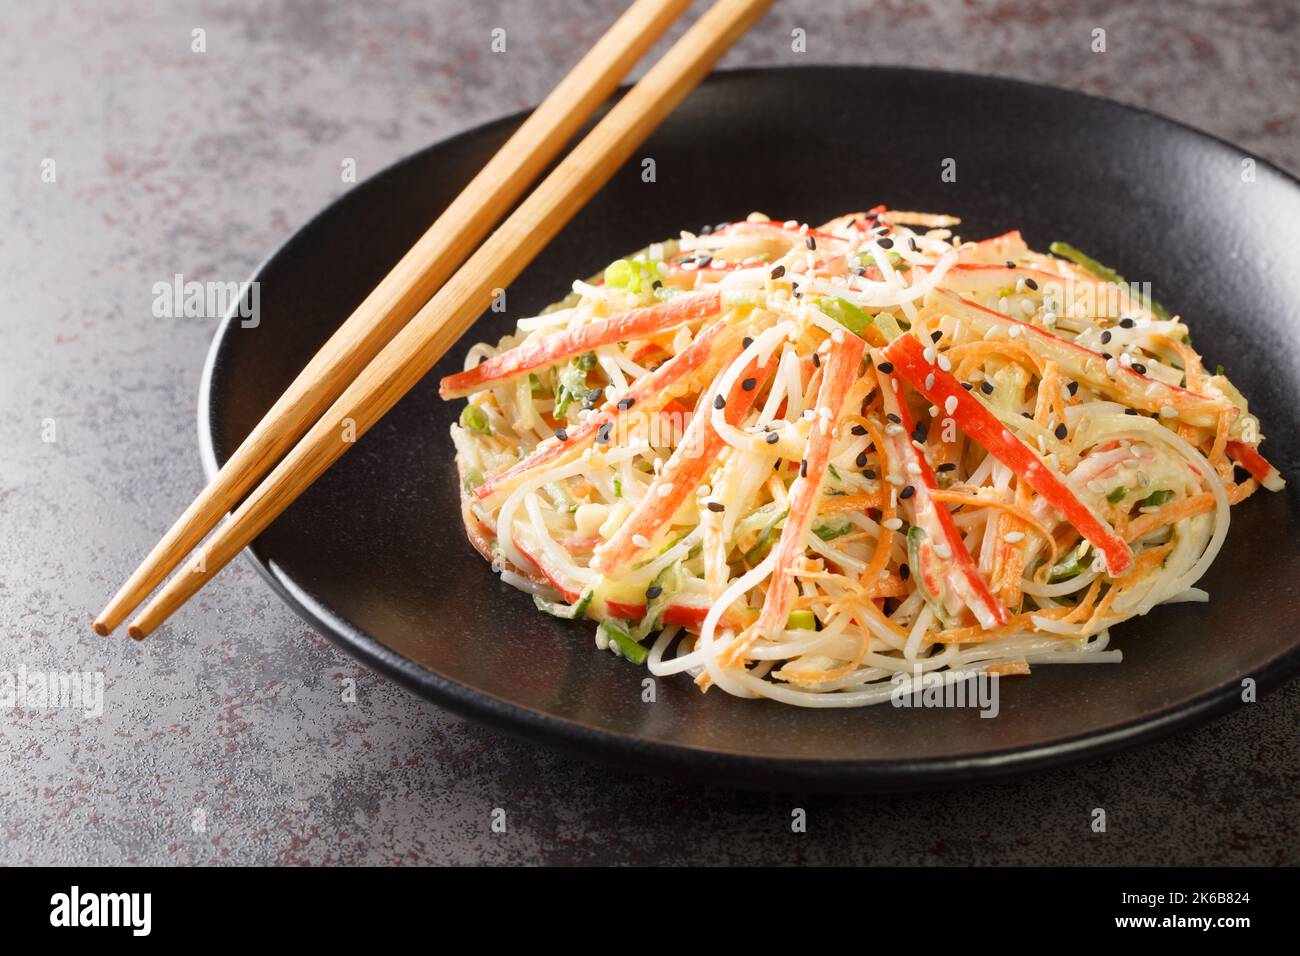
[[1067, 380, 1079, 396], [706, 500, 725, 513], [930, 330, 943, 343], [908, 238, 918, 252], [764, 431, 780, 444], [1131, 362, 1147, 375], [1005, 260, 1016, 269], [800, 459, 808, 477], [742, 377, 756, 391], [617, 397, 635, 410], [863, 469, 877, 479], [885, 473, 905, 486], [980, 381, 994, 395], [962, 382, 973, 390], [899, 485, 915, 499], [1124, 408, 1139, 415], [856, 451, 869, 468], [886, 413, 901, 424], [906, 462, 922, 476], [883, 517, 903, 531], [1054, 423, 1068, 440], [937, 355, 952, 372], [1100, 330, 1112, 345], [555, 427, 568, 441], [743, 336, 755, 348], [925, 373, 935, 390], [878, 237, 894, 250], [646, 584, 663, 600], [596, 422, 612, 444], [944, 396, 958, 415], [769, 265, 786, 280], [851, 424, 867, 436], [1106, 357, 1119, 376], [1024, 277, 1039, 291], [632, 534, 651, 549], [713, 394, 726, 410], [805, 236, 816, 250], [899, 563, 910, 580], [936, 462, 957, 472], [878, 361, 894, 374], [1119, 317, 1135, 328], [912, 423, 928, 443], [1003, 531, 1025, 544], [933, 543, 952, 560]]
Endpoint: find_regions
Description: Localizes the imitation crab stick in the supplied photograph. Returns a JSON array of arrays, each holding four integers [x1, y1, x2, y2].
[[928, 289, 1228, 428], [883, 332, 1134, 576], [473, 317, 740, 503], [1226, 440, 1285, 492], [872, 351, 1008, 629], [439, 290, 722, 398], [591, 349, 778, 576], [754, 331, 865, 638]]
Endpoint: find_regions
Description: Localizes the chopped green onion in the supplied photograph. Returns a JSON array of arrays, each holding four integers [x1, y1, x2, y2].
[[1139, 489, 1174, 508], [599, 619, 648, 665], [613, 476, 623, 498], [462, 468, 484, 493], [459, 403, 492, 435], [1048, 542, 1090, 583], [818, 296, 872, 338], [813, 522, 852, 542], [873, 310, 905, 342], [743, 507, 788, 563], [1106, 486, 1127, 503]]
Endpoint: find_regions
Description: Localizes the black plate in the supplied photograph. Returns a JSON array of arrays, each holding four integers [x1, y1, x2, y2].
[[199, 67, 1300, 792]]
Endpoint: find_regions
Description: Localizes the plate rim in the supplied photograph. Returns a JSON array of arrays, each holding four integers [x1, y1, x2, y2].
[[196, 64, 1300, 792]]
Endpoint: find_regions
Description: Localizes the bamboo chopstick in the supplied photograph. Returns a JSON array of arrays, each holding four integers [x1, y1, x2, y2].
[[126, 0, 774, 639], [92, 0, 694, 636]]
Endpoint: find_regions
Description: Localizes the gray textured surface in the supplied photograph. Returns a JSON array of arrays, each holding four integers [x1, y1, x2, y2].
[[2, 0, 1298, 865]]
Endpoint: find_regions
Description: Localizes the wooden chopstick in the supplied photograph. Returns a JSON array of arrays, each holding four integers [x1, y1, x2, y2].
[[92, 0, 694, 636], [125, 0, 774, 639]]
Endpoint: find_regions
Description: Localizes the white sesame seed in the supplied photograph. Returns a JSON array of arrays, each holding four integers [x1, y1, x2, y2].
[[885, 473, 905, 486], [883, 517, 903, 531], [944, 395, 958, 415], [923, 346, 936, 364], [906, 462, 922, 475], [657, 483, 674, 498], [1003, 531, 1025, 544], [784, 219, 798, 230], [1160, 405, 1177, 418], [1106, 357, 1119, 376], [1008, 324, 1023, 338], [937, 355, 952, 372], [885, 423, 904, 436], [925, 373, 935, 390], [933, 543, 953, 560], [632, 534, 651, 549]]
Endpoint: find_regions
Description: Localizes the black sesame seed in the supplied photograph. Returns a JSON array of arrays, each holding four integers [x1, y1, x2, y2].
[[899, 563, 910, 581], [596, 422, 612, 444], [1024, 277, 1039, 291], [706, 501, 725, 513], [697, 255, 712, 269], [851, 425, 868, 436], [587, 387, 603, 402], [805, 236, 816, 250], [478, 355, 488, 364], [742, 377, 757, 391], [886, 413, 902, 424], [1124, 408, 1139, 416], [1067, 380, 1079, 396], [617, 396, 635, 410], [1101, 351, 1112, 360], [856, 451, 869, 467], [980, 381, 995, 395], [646, 584, 663, 599], [1054, 423, 1068, 440], [769, 265, 786, 280], [930, 330, 943, 343], [699, 224, 712, 235], [765, 431, 780, 444], [900, 485, 916, 500], [878, 237, 894, 250], [1021, 411, 1033, 419], [1005, 260, 1016, 269], [652, 279, 663, 289], [1100, 330, 1112, 345], [743, 336, 754, 348], [908, 237, 919, 252], [962, 381, 974, 390], [811, 353, 821, 368], [800, 459, 808, 477], [863, 469, 877, 479], [713, 394, 726, 410], [878, 361, 895, 374], [1119, 317, 1135, 329], [936, 462, 957, 472], [555, 428, 568, 441], [1131, 363, 1147, 375], [912, 424, 927, 442]]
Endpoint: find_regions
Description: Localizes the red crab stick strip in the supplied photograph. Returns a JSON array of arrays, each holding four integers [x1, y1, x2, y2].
[[592, 348, 777, 576], [1226, 441, 1286, 491], [439, 290, 721, 398], [473, 317, 739, 504], [754, 331, 865, 637], [929, 288, 1227, 428], [883, 333, 1134, 576], [872, 352, 1008, 628]]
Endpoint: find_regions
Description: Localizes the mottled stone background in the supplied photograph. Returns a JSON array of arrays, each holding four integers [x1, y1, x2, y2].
[[2, 0, 1298, 865]]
